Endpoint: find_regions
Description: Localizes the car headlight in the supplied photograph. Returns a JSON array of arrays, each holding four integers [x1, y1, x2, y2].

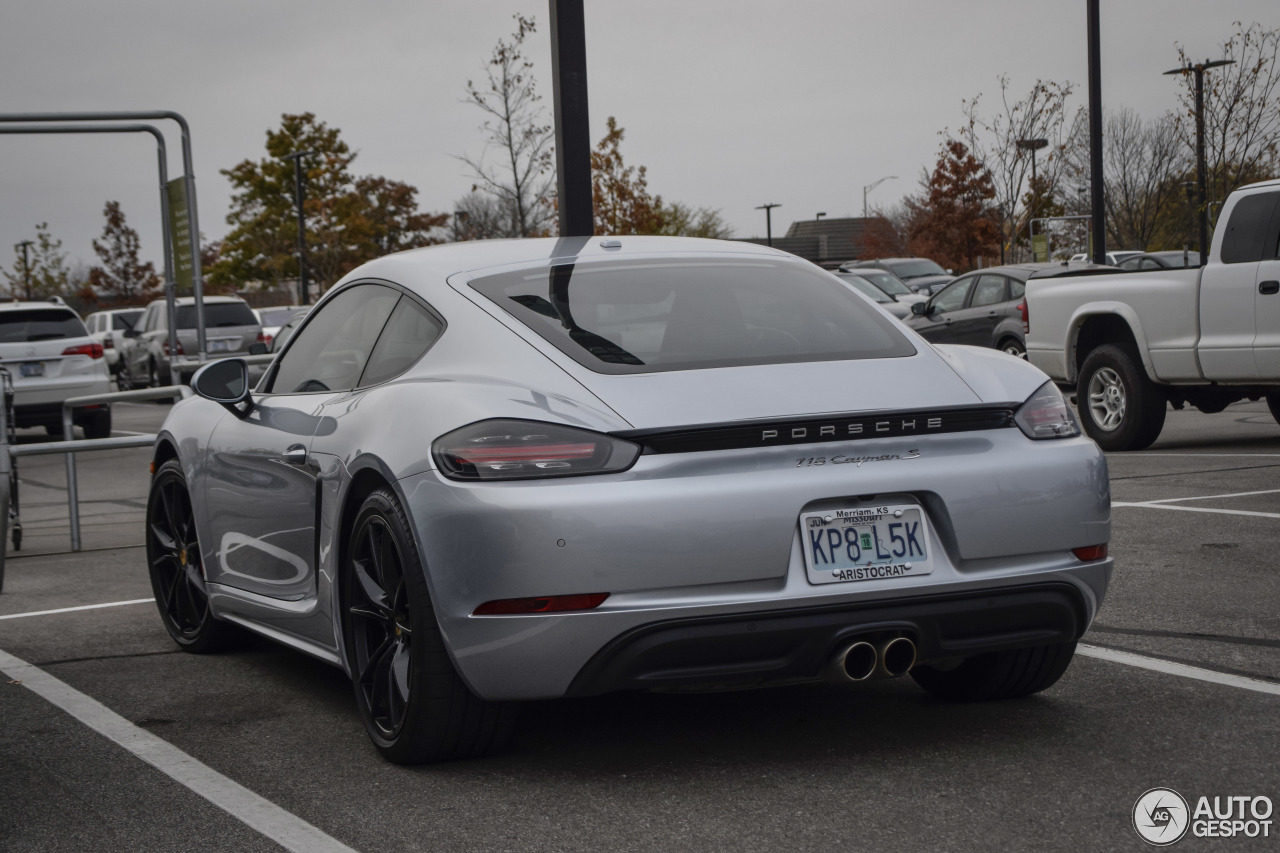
[[1014, 381, 1080, 440], [433, 419, 641, 481]]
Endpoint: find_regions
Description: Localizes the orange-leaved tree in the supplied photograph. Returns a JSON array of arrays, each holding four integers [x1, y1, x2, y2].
[[907, 140, 1001, 272]]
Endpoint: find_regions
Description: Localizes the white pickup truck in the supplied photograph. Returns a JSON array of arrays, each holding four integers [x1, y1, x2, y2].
[[1025, 177, 1280, 451]]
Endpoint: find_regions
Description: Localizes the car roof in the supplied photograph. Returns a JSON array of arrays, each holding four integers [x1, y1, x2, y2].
[[0, 300, 77, 313], [144, 295, 249, 307]]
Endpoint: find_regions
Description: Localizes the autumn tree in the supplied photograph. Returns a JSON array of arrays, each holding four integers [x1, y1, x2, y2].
[[957, 75, 1075, 262], [856, 204, 915, 259], [458, 14, 556, 238], [87, 201, 162, 303], [591, 117, 664, 235], [906, 140, 1001, 272], [212, 113, 447, 295], [3, 223, 72, 300]]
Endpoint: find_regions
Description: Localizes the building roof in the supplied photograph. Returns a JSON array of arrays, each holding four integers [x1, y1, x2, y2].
[[736, 218, 870, 268]]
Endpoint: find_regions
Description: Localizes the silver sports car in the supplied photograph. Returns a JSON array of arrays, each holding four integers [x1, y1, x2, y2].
[[148, 236, 1111, 764]]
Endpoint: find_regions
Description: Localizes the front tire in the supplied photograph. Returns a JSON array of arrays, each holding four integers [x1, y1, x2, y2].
[[911, 641, 1077, 702], [342, 488, 517, 764], [146, 459, 237, 652], [1266, 391, 1280, 426], [1077, 344, 1166, 451]]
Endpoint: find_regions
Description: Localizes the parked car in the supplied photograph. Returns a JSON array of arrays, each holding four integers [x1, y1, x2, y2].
[[254, 304, 309, 348], [267, 309, 309, 354], [148, 236, 1111, 764], [1116, 251, 1201, 271], [906, 264, 1032, 357], [834, 272, 914, 319], [845, 258, 953, 294], [84, 307, 143, 376], [1027, 178, 1280, 450], [1068, 250, 1143, 266], [845, 268, 928, 307], [0, 300, 111, 437], [120, 296, 263, 388]]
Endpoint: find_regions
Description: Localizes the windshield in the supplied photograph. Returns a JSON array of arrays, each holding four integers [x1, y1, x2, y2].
[[856, 269, 912, 296], [0, 309, 87, 342], [470, 257, 915, 375], [836, 274, 892, 303], [113, 310, 143, 331], [174, 302, 258, 328], [886, 259, 947, 279]]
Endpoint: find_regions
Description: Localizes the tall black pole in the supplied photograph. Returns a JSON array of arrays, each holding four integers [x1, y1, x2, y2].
[[755, 203, 781, 247], [549, 0, 593, 237], [1193, 66, 1208, 263], [283, 150, 313, 304], [1087, 0, 1106, 265]]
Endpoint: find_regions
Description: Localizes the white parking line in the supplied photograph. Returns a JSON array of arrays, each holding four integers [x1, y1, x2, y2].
[[1139, 487, 1280, 504], [0, 599, 154, 621], [1112, 503, 1280, 519], [0, 648, 358, 853], [1129, 453, 1280, 458], [1079, 644, 1280, 697]]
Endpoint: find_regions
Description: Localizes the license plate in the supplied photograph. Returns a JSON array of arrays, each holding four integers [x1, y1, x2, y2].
[[208, 340, 231, 353], [800, 504, 933, 584], [20, 362, 44, 377]]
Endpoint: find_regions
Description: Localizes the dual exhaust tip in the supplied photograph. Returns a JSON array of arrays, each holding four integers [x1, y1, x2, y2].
[[826, 636, 917, 683]]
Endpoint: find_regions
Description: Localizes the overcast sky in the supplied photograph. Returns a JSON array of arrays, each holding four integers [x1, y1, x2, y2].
[[1, 0, 1276, 275]]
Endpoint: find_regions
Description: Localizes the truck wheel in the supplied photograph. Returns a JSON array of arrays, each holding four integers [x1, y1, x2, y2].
[[1077, 344, 1166, 451], [1266, 391, 1280, 426]]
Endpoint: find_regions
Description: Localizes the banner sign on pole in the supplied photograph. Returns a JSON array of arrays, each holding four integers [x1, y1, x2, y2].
[[1032, 233, 1049, 262], [166, 177, 194, 291]]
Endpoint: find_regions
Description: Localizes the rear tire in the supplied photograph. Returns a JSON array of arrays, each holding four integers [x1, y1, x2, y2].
[[1266, 391, 1280, 426], [1076, 344, 1166, 451], [911, 641, 1077, 702], [342, 488, 518, 764], [998, 337, 1026, 359]]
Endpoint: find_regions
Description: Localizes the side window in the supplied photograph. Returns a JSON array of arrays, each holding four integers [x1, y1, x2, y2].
[[931, 277, 973, 313], [267, 284, 400, 394], [1220, 191, 1280, 264], [970, 275, 1007, 307], [358, 297, 445, 387], [1009, 279, 1026, 300]]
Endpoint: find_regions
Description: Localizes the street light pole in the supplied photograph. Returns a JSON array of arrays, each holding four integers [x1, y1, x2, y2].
[[1164, 58, 1235, 265], [755, 203, 781, 246], [862, 176, 897, 219], [282, 150, 316, 304], [16, 240, 33, 300], [1016, 138, 1048, 259]]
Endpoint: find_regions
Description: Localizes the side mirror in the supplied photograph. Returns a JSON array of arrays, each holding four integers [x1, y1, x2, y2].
[[911, 301, 928, 316], [192, 358, 252, 416], [248, 342, 268, 355]]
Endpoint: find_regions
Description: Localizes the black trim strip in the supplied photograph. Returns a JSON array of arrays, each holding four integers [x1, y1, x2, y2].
[[613, 405, 1016, 454]]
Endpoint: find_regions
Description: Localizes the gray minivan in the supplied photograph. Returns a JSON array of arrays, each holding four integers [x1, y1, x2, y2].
[[120, 296, 263, 387]]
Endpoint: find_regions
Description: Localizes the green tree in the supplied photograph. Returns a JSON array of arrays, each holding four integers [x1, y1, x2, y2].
[[3, 223, 71, 300], [87, 200, 162, 304], [906, 140, 1001, 273], [212, 113, 448, 295], [459, 15, 556, 238]]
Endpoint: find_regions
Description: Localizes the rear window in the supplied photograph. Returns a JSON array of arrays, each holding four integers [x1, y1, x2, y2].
[[174, 302, 258, 328], [259, 307, 299, 326], [885, 259, 947, 279], [469, 258, 915, 375], [0, 309, 87, 343]]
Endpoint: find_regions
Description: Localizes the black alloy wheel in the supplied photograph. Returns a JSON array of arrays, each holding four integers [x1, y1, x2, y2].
[[146, 459, 235, 652], [343, 488, 517, 764]]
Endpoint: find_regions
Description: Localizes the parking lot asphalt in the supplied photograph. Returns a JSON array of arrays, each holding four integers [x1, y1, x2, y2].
[[1, 400, 1278, 852]]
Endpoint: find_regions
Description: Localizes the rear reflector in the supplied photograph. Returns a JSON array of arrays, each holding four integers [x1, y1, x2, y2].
[[1072, 544, 1107, 561], [61, 343, 104, 359], [473, 593, 609, 616]]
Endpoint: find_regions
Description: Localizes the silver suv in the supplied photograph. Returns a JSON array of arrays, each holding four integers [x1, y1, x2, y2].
[[0, 301, 112, 437], [120, 296, 263, 387]]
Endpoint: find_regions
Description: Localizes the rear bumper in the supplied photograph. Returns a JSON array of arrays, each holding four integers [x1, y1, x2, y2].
[[567, 582, 1087, 696]]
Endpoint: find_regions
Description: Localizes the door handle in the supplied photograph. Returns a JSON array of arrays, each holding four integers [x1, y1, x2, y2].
[[282, 444, 309, 466], [986, 311, 998, 318], [943, 317, 953, 325], [1260, 280, 1280, 295]]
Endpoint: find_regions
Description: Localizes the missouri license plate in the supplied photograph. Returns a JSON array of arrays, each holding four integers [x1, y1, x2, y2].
[[800, 504, 933, 584], [20, 361, 44, 378]]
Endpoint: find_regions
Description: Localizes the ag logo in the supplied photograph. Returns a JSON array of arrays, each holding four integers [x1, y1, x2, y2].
[[1133, 788, 1190, 846]]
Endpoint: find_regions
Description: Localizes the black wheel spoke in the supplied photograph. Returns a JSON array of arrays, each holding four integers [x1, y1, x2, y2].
[[390, 642, 411, 706], [149, 521, 176, 552], [357, 636, 394, 687], [351, 557, 390, 613]]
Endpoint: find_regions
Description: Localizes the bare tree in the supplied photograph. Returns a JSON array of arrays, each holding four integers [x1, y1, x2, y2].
[[957, 75, 1075, 261], [1174, 22, 1280, 205], [451, 191, 514, 241], [458, 15, 556, 238]]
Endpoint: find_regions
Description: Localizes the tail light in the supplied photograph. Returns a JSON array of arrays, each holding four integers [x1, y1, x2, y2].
[[103, 334, 114, 349], [433, 419, 640, 481], [473, 593, 609, 616], [163, 340, 184, 356], [61, 343, 104, 359], [1018, 300, 1028, 335], [1014, 381, 1080, 439], [256, 331, 268, 344], [1072, 544, 1108, 561]]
